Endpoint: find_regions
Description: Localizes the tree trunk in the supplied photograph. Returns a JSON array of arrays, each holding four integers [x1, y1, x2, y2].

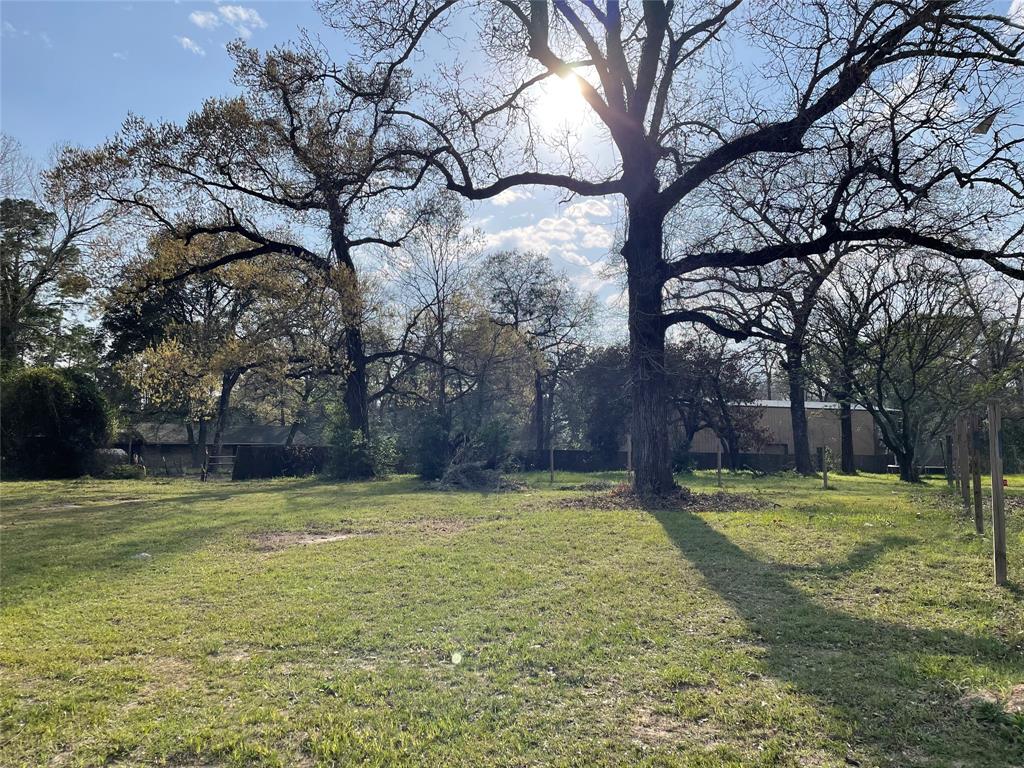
[[623, 202, 674, 495], [838, 398, 857, 475], [343, 327, 370, 436], [192, 419, 208, 468], [186, 421, 197, 466], [897, 450, 919, 483], [0, 314, 18, 367], [533, 369, 545, 456], [725, 434, 741, 471], [785, 348, 814, 475], [286, 381, 314, 448], [212, 370, 240, 456], [328, 205, 371, 439]]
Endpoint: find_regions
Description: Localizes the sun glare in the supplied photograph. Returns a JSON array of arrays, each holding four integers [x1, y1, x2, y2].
[[534, 73, 588, 132]]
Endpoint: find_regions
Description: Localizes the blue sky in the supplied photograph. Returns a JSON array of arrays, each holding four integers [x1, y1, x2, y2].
[[1, 1, 627, 325]]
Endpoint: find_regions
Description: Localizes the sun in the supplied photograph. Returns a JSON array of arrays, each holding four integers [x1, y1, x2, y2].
[[534, 72, 588, 132]]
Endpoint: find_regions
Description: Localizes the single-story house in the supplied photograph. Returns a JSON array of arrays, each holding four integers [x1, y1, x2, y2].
[[116, 422, 324, 470]]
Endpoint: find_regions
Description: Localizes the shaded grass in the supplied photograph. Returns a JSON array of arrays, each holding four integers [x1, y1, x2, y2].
[[0, 471, 1021, 766]]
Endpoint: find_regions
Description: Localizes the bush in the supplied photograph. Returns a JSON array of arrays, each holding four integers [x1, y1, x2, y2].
[[414, 414, 449, 480], [1, 367, 110, 478], [325, 408, 396, 480], [672, 442, 695, 474], [469, 419, 514, 470], [104, 464, 147, 480], [232, 445, 330, 480]]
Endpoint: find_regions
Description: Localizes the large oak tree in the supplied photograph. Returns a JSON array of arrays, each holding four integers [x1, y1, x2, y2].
[[322, 0, 1024, 493]]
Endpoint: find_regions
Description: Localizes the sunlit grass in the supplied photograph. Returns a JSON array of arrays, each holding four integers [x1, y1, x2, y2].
[[1, 471, 1021, 766]]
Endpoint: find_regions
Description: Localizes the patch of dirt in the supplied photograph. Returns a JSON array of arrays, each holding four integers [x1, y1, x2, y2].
[[631, 706, 720, 746], [1007, 684, 1024, 713], [958, 685, 1024, 714], [558, 485, 775, 512], [124, 656, 196, 709], [251, 527, 369, 551], [959, 690, 1000, 711], [209, 646, 253, 663], [252, 517, 474, 551]]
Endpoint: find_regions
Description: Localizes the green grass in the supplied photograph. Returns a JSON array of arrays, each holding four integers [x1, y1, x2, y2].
[[1, 471, 1022, 767]]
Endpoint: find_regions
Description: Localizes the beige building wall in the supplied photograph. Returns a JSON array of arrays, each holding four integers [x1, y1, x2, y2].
[[689, 402, 880, 456]]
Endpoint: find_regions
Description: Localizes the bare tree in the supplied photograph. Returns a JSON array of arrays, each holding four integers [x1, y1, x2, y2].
[[838, 255, 970, 481], [666, 335, 766, 471], [480, 249, 595, 457], [668, 249, 845, 474], [395, 198, 482, 449], [321, 0, 1024, 493], [810, 251, 903, 474]]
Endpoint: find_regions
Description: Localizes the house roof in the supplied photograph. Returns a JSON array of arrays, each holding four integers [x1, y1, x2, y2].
[[751, 399, 866, 411], [121, 422, 324, 446]]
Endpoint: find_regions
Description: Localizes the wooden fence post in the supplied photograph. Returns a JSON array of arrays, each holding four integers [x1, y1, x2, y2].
[[821, 447, 829, 490], [988, 402, 1008, 586], [549, 443, 555, 485], [944, 434, 954, 488], [716, 442, 722, 488], [958, 413, 971, 509], [970, 414, 984, 534]]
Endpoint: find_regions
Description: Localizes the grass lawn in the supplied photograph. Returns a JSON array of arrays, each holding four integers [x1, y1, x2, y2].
[[1, 471, 1022, 767]]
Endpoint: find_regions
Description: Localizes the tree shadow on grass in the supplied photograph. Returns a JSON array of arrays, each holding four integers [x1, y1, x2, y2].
[[651, 510, 1024, 766]]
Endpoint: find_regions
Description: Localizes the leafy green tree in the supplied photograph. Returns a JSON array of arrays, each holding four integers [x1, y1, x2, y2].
[[1, 198, 90, 367], [1, 367, 110, 478]]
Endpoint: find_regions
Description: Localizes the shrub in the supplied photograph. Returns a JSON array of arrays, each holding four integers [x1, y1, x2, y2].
[[231, 445, 330, 480], [104, 464, 147, 480], [325, 408, 396, 480], [672, 442, 695, 474], [470, 419, 514, 470], [414, 414, 449, 480], [1, 367, 110, 478]]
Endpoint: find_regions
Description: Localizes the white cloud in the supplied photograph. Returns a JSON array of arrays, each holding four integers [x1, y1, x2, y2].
[[483, 198, 616, 264], [1010, 0, 1024, 24], [38, 31, 53, 48], [175, 35, 206, 56], [112, 51, 128, 60], [217, 5, 267, 37], [565, 199, 611, 219], [187, 5, 266, 38], [490, 188, 533, 207], [2, 21, 17, 36], [189, 10, 220, 29]]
